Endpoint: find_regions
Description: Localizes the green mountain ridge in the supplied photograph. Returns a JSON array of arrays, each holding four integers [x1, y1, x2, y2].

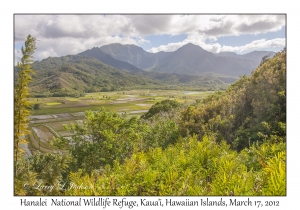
[[15, 52, 233, 97], [14, 43, 278, 97], [27, 55, 162, 97]]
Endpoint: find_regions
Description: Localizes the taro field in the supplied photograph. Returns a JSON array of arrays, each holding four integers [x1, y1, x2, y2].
[[27, 90, 214, 155]]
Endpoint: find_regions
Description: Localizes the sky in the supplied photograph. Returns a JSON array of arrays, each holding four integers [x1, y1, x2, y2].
[[14, 14, 286, 64]]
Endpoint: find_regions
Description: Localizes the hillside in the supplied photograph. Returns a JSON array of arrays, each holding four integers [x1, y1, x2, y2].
[[19, 52, 234, 97], [28, 55, 161, 97], [180, 49, 286, 150], [78, 44, 232, 89], [14, 43, 278, 97]]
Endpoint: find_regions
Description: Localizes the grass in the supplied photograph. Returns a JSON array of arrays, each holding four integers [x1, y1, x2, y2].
[[45, 102, 62, 106], [30, 90, 215, 115]]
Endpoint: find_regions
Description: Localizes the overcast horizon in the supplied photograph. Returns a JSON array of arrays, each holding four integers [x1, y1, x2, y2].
[[14, 14, 286, 64]]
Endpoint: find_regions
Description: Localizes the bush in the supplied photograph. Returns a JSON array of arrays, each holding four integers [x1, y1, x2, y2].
[[33, 103, 40, 110]]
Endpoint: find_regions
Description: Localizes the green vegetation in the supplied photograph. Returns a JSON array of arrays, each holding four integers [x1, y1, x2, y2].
[[14, 35, 36, 180], [180, 49, 286, 150], [141, 99, 180, 119], [33, 103, 40, 110], [14, 43, 286, 196], [45, 102, 61, 106], [26, 90, 210, 154], [14, 54, 231, 98], [28, 90, 212, 116], [66, 135, 285, 196]]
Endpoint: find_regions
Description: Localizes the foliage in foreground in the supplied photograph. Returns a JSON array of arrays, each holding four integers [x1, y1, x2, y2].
[[14, 35, 37, 195], [15, 132, 286, 196], [65, 135, 285, 196], [52, 108, 180, 175]]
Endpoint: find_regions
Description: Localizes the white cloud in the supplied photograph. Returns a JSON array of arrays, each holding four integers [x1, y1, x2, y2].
[[14, 49, 22, 65], [148, 31, 217, 53], [148, 42, 186, 53], [137, 38, 150, 44], [15, 15, 133, 41], [128, 15, 285, 37], [148, 36, 285, 54], [32, 35, 139, 61], [147, 15, 285, 53], [14, 14, 286, 62], [220, 38, 286, 53]]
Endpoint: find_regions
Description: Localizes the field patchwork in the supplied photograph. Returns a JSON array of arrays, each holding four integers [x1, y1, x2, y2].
[[28, 90, 215, 155]]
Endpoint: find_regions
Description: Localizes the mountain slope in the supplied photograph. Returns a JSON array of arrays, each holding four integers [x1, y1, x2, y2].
[[100, 43, 170, 70], [151, 43, 258, 77], [78, 47, 145, 73], [101, 43, 275, 77], [77, 46, 232, 89], [24, 54, 230, 97], [28, 55, 161, 96], [15, 43, 277, 97], [240, 51, 276, 62], [216, 51, 276, 62]]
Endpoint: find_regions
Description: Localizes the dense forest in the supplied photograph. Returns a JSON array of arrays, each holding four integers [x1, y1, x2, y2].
[[14, 35, 286, 196]]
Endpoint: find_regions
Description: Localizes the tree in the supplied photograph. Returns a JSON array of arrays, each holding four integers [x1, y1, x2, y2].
[[141, 99, 180, 119], [28, 153, 69, 195], [14, 35, 36, 177], [53, 108, 145, 174]]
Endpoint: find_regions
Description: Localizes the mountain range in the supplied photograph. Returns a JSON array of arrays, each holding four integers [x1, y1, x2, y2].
[[100, 43, 276, 76], [15, 43, 276, 97]]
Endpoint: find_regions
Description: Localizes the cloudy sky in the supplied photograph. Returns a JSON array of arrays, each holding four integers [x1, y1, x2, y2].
[[14, 14, 286, 63]]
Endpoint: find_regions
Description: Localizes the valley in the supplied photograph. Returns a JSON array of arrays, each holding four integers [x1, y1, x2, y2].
[[22, 43, 272, 156], [27, 89, 214, 155], [21, 43, 273, 156]]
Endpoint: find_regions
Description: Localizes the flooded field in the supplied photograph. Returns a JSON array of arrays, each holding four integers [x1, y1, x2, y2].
[[29, 115, 53, 120], [53, 113, 73, 118], [32, 126, 55, 143]]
